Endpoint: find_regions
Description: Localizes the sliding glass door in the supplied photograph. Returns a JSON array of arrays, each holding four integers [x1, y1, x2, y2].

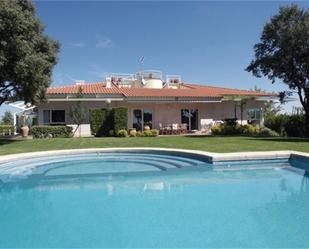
[[181, 109, 198, 131], [133, 109, 143, 131], [132, 109, 153, 131]]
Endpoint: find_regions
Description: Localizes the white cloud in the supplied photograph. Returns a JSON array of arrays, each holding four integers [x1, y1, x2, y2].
[[69, 42, 86, 48], [96, 38, 114, 49]]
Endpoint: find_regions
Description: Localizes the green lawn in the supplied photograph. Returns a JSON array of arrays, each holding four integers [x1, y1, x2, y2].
[[0, 136, 309, 155]]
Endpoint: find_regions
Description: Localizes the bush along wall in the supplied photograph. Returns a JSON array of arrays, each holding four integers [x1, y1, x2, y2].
[[89, 109, 113, 136], [32, 125, 73, 138], [0, 125, 15, 136], [264, 114, 306, 137], [90, 108, 128, 137], [211, 122, 279, 137], [112, 107, 128, 135]]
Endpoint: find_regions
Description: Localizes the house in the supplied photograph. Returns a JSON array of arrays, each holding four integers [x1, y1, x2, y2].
[[37, 70, 276, 136]]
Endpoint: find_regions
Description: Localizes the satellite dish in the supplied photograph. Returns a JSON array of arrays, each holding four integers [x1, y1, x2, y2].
[[141, 78, 146, 85]]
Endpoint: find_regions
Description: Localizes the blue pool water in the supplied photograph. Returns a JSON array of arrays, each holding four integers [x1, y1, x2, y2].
[[0, 152, 309, 248]]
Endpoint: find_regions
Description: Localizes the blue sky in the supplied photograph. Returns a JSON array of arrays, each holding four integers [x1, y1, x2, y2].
[[2, 1, 308, 116]]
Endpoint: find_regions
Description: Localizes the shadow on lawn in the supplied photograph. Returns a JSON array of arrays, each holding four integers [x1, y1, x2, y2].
[[248, 137, 309, 143], [0, 139, 23, 146], [185, 135, 309, 143]]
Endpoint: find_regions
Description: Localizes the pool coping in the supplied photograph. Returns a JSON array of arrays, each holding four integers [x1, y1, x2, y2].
[[0, 148, 308, 164]]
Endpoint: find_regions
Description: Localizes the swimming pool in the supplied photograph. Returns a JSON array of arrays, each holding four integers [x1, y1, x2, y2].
[[0, 151, 309, 247]]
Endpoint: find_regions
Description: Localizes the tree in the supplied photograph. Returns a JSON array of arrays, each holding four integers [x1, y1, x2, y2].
[[251, 86, 282, 119], [0, 0, 59, 105], [69, 86, 86, 137], [263, 100, 282, 118], [1, 111, 14, 125], [246, 5, 309, 136]]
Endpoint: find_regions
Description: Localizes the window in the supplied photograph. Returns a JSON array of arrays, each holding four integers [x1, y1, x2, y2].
[[143, 109, 153, 129], [181, 109, 198, 130], [247, 109, 261, 120], [133, 109, 142, 131], [132, 109, 153, 131], [43, 110, 65, 124], [51, 110, 65, 123], [43, 110, 50, 124]]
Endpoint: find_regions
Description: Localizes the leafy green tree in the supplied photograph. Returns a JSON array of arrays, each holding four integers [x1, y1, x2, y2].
[[246, 5, 309, 136], [0, 0, 59, 105], [69, 87, 86, 137], [263, 100, 282, 119], [1, 111, 14, 125]]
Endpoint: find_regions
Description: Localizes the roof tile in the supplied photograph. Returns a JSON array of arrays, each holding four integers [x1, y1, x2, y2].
[[46, 82, 275, 97]]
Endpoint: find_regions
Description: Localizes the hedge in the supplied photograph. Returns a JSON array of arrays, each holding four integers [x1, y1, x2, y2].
[[32, 125, 73, 138], [211, 122, 279, 137], [90, 108, 128, 137], [89, 109, 110, 136], [0, 125, 15, 136], [285, 114, 306, 137], [264, 114, 289, 136], [113, 107, 128, 134], [264, 114, 306, 137]]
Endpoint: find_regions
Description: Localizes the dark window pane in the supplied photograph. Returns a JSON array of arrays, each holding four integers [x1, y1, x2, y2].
[[143, 109, 153, 129], [181, 109, 189, 130], [133, 109, 142, 131], [51, 110, 65, 123], [43, 110, 50, 124], [190, 109, 198, 130]]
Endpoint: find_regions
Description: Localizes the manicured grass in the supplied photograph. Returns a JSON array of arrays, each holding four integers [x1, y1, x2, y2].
[[0, 136, 309, 155]]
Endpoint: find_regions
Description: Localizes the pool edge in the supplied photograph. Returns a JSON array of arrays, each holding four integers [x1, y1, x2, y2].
[[0, 148, 308, 164]]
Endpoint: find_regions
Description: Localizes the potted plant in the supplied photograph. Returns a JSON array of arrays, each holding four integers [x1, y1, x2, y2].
[[20, 115, 29, 137]]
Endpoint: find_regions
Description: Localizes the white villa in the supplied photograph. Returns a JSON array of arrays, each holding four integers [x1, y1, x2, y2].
[[37, 70, 276, 136]]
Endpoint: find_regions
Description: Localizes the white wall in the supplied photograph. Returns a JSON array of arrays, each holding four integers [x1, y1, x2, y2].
[[37, 99, 266, 130]]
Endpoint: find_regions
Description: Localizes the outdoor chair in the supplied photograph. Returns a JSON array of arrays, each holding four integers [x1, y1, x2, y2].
[[179, 123, 188, 134], [172, 123, 179, 135]]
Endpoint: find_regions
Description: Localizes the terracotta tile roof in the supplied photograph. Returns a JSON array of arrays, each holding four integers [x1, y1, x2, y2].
[[47, 82, 122, 95], [46, 82, 275, 98]]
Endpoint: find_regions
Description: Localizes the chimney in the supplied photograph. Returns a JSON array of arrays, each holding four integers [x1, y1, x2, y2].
[[106, 77, 111, 88]]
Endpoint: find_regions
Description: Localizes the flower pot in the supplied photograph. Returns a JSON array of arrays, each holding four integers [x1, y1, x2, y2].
[[20, 125, 29, 137]]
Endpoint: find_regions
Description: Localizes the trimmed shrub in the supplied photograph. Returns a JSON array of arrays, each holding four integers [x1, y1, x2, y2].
[[212, 123, 261, 136], [264, 114, 289, 136], [259, 127, 280, 137], [211, 121, 243, 135], [0, 125, 15, 136], [142, 129, 159, 137], [129, 129, 137, 137], [89, 109, 106, 136], [222, 123, 243, 135], [243, 124, 259, 135], [136, 131, 143, 137], [32, 125, 73, 139], [285, 114, 306, 137], [113, 107, 128, 134], [211, 124, 222, 135], [116, 129, 128, 137], [89, 108, 128, 137], [142, 130, 152, 137], [150, 129, 159, 136]]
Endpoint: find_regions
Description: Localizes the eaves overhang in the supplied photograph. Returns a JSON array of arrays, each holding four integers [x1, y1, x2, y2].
[[125, 96, 222, 103], [46, 93, 125, 101]]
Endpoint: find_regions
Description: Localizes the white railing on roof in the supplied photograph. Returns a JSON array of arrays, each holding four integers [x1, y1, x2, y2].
[[166, 75, 181, 88], [109, 73, 135, 87], [135, 70, 163, 80]]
